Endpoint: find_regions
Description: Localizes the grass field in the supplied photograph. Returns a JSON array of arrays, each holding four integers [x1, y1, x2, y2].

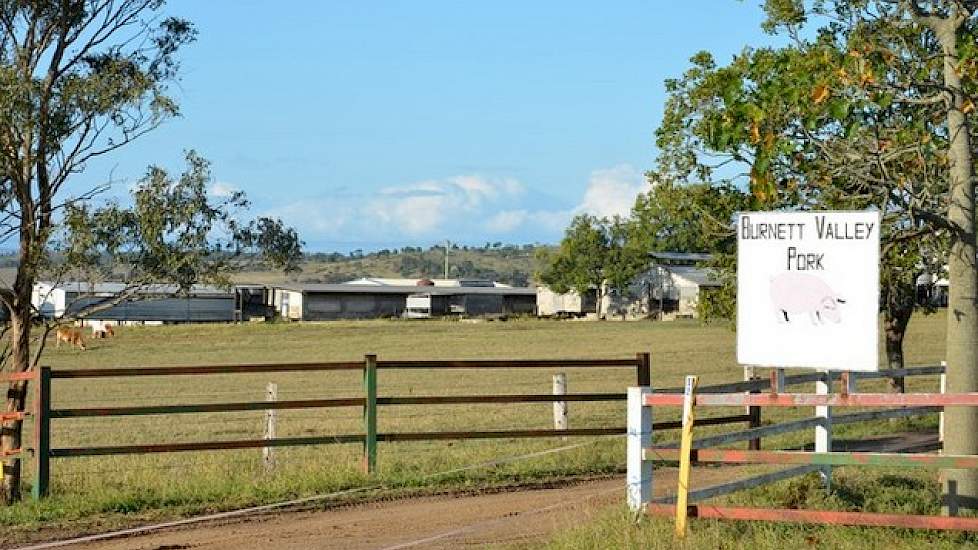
[[0, 311, 952, 546]]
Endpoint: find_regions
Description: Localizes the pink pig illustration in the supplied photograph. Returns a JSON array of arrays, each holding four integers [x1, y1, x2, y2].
[[769, 272, 846, 325]]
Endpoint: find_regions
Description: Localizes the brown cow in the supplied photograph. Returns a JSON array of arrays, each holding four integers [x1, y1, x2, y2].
[[56, 327, 87, 350]]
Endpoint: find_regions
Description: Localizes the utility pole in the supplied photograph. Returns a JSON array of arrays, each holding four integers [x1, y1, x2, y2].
[[444, 239, 450, 279]]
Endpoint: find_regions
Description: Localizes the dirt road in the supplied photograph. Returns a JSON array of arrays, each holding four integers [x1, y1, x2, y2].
[[12, 433, 938, 550], [20, 464, 755, 550]]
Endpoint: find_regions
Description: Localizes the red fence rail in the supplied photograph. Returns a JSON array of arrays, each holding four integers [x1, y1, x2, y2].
[[646, 504, 978, 532], [628, 367, 976, 535]]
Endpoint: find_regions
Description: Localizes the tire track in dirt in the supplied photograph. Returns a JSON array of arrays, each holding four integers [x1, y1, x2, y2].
[[50, 466, 742, 550], [14, 433, 940, 550]]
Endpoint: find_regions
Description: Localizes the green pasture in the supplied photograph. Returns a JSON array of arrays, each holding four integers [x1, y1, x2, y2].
[[0, 312, 950, 546]]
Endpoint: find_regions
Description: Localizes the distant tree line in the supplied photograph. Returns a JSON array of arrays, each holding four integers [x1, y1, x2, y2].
[[295, 244, 544, 286]]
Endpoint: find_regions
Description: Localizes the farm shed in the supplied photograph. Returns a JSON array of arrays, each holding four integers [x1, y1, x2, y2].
[[32, 282, 238, 323], [603, 252, 720, 319], [440, 287, 535, 316], [916, 272, 949, 307], [537, 252, 720, 320], [234, 285, 275, 321], [535, 286, 598, 317], [273, 283, 536, 321], [344, 277, 513, 288]]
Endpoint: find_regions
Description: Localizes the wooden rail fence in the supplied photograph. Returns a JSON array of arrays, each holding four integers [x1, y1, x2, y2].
[[1, 352, 759, 500], [625, 364, 975, 536]]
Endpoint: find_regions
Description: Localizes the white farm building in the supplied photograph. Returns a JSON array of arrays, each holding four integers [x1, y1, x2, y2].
[[536, 252, 721, 320], [272, 279, 536, 321]]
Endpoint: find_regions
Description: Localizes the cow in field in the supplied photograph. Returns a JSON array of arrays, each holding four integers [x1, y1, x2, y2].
[[91, 321, 115, 339], [55, 327, 87, 350]]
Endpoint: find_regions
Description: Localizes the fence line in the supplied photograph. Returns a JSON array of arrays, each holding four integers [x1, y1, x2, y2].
[[627, 364, 978, 536], [8, 358, 946, 500], [18, 353, 669, 499]]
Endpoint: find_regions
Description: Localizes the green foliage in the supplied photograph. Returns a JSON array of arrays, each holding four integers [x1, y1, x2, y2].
[[53, 151, 303, 294], [626, 178, 748, 323], [650, 1, 978, 329], [0, 1, 302, 503], [630, 180, 748, 256], [538, 215, 605, 296], [697, 252, 738, 322], [537, 215, 646, 312]]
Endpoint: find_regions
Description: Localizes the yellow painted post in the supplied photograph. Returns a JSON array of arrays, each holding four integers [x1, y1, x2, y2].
[[675, 374, 699, 539]]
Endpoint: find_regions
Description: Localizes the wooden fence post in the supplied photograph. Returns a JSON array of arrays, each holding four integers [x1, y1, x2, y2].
[[553, 373, 567, 434], [675, 375, 699, 539], [32, 366, 51, 500], [844, 371, 858, 395], [363, 354, 378, 475], [748, 381, 762, 451], [626, 385, 653, 512], [940, 361, 947, 451], [636, 352, 651, 387], [815, 370, 832, 490], [263, 382, 277, 471], [745, 367, 760, 449]]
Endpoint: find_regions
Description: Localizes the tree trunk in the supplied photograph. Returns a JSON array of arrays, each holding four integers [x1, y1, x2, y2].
[[883, 304, 911, 393], [1, 305, 33, 505], [1, 212, 37, 504], [935, 18, 978, 513]]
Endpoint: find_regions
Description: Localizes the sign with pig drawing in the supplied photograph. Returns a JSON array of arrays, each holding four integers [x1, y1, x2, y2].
[[736, 211, 880, 371]]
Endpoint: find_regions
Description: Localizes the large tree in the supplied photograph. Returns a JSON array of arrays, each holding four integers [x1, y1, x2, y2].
[[761, 0, 978, 511], [656, 0, 975, 508], [0, 1, 302, 504], [629, 179, 750, 321], [536, 214, 645, 317], [630, 180, 749, 255], [656, 42, 950, 380]]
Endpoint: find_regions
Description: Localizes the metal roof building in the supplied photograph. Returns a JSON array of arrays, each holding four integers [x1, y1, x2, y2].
[[273, 283, 536, 321], [343, 277, 513, 288], [649, 252, 714, 264], [33, 282, 239, 323], [664, 265, 721, 289]]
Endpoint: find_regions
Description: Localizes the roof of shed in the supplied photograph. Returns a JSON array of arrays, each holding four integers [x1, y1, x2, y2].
[[665, 265, 721, 287], [278, 284, 536, 296], [650, 251, 714, 262], [39, 282, 233, 296], [344, 277, 512, 288]]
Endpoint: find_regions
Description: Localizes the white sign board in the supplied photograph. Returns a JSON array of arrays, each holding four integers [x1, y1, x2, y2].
[[737, 211, 879, 372]]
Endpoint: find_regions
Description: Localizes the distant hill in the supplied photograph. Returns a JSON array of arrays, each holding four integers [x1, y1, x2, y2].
[[0, 245, 549, 288], [233, 244, 551, 287]]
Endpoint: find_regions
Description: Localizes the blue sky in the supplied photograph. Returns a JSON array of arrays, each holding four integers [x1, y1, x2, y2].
[[79, 1, 777, 252]]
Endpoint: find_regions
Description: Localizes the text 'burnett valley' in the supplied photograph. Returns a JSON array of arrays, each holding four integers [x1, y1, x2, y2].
[[740, 215, 876, 241]]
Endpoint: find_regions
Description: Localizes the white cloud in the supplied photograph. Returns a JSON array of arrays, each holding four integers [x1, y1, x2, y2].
[[209, 182, 240, 198], [366, 175, 525, 236], [267, 175, 527, 246], [481, 164, 647, 237], [485, 210, 529, 233], [263, 165, 647, 248], [576, 164, 646, 219]]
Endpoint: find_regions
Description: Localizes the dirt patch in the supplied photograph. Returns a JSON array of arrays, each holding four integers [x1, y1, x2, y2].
[[17, 466, 747, 550], [12, 433, 939, 550]]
